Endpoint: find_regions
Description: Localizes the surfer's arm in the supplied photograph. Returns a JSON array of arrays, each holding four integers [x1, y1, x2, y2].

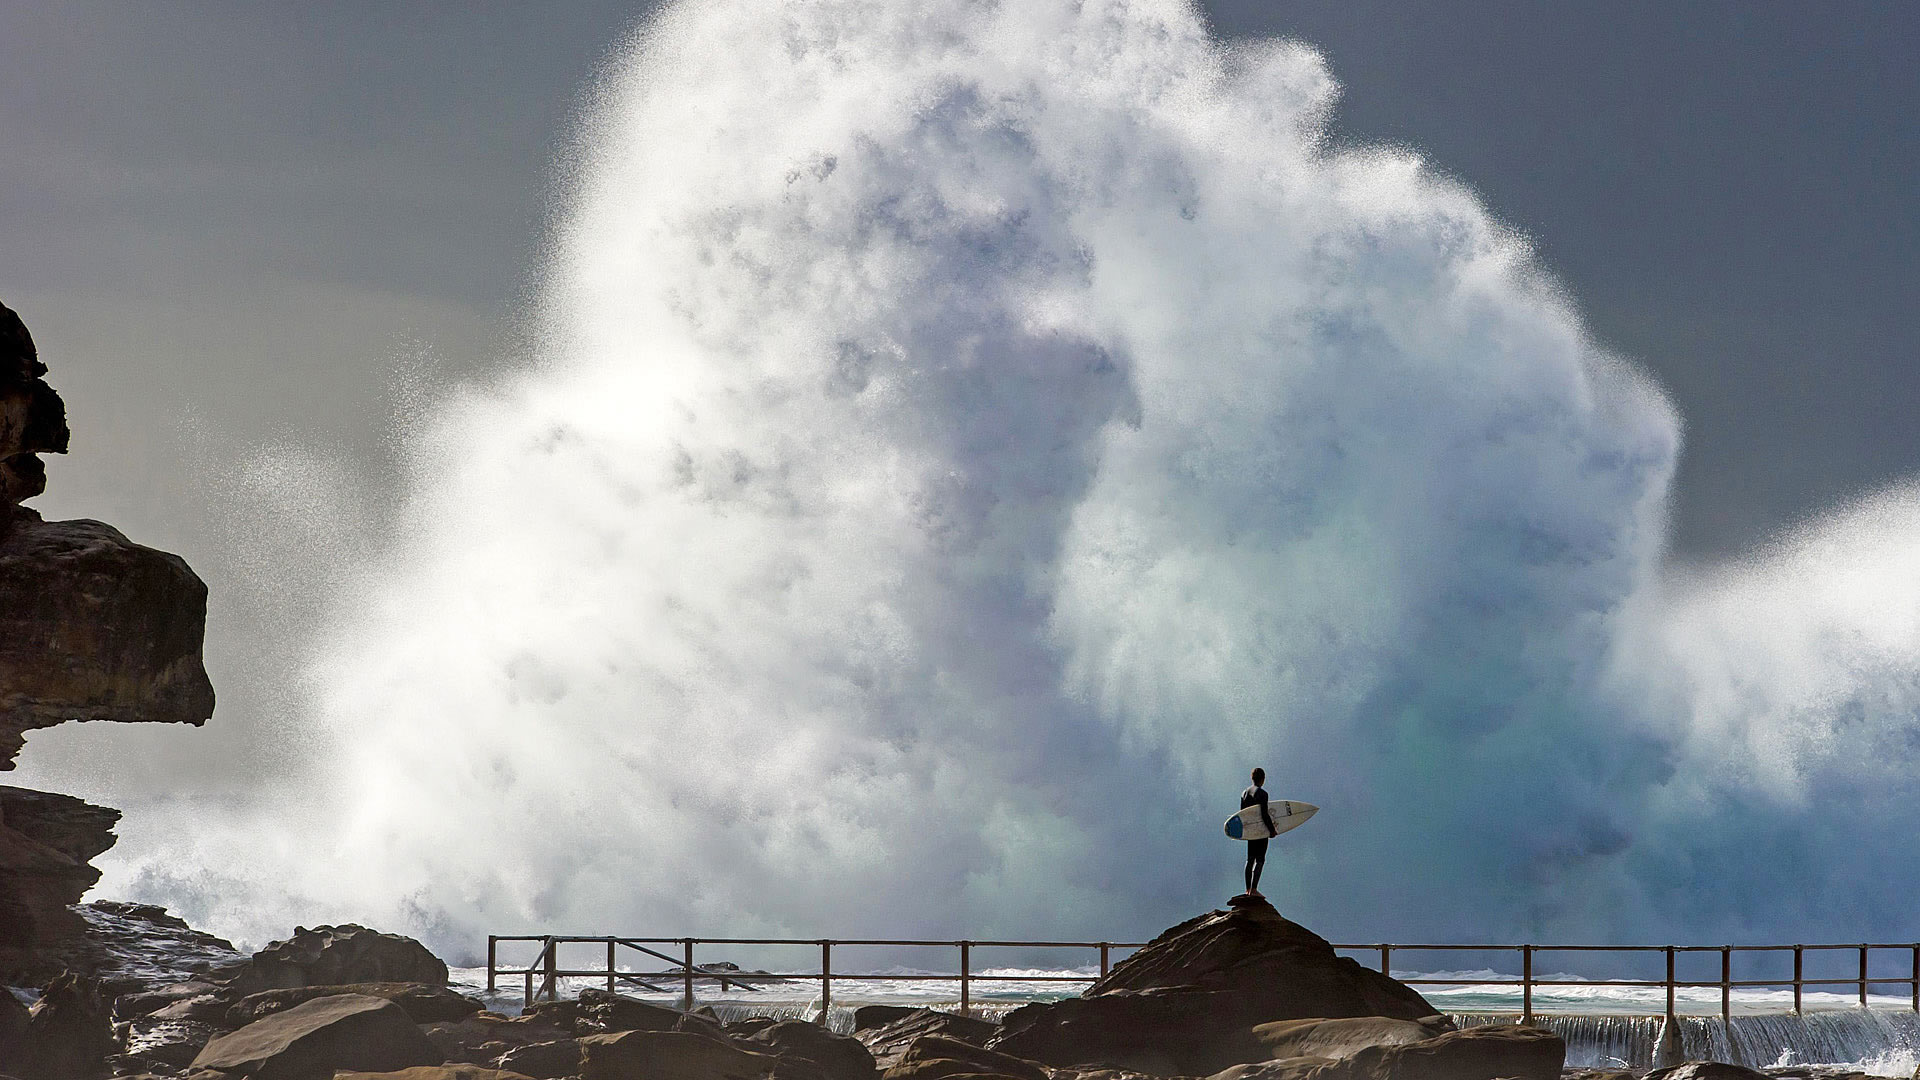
[[1258, 791, 1275, 833]]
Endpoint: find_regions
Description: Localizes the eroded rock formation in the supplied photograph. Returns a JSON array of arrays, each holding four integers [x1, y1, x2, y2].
[[0, 299, 215, 982]]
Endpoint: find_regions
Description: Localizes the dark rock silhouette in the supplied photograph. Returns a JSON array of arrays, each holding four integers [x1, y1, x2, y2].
[[229, 924, 451, 995], [0, 300, 214, 985], [990, 896, 1439, 1075]]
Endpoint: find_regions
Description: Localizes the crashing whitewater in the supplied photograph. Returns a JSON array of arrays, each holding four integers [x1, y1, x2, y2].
[[46, 0, 1920, 957]]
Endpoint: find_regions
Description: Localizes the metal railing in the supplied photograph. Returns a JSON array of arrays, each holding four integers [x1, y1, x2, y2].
[[1352, 943, 1920, 1024], [485, 936, 1920, 1025], [487, 936, 1146, 1015]]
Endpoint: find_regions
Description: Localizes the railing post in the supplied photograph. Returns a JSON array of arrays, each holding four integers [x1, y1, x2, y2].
[[1728, 941, 1743, 1014], [1911, 944, 1918, 1012], [684, 939, 696, 1012], [487, 936, 498, 993], [524, 968, 533, 1010], [544, 936, 559, 1002], [960, 941, 971, 1016], [607, 938, 617, 994], [1860, 944, 1869, 1007], [1380, 945, 1392, 975], [1793, 946, 1803, 1014], [1521, 945, 1533, 1024], [820, 941, 832, 1025], [1099, 943, 1111, 979], [1665, 946, 1676, 1021]]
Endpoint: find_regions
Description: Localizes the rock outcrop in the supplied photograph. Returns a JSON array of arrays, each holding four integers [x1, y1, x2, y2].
[[228, 924, 451, 995], [0, 299, 215, 984], [190, 993, 441, 1078], [990, 896, 1438, 1075]]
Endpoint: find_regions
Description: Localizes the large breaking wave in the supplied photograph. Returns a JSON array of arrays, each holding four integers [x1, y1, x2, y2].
[[69, 0, 1920, 955]]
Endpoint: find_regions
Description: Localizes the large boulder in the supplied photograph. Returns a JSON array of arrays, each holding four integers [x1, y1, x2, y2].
[[881, 1035, 1049, 1080], [854, 1009, 998, 1071], [0, 790, 121, 978], [1248, 1017, 1453, 1062], [493, 1039, 585, 1078], [990, 898, 1435, 1075], [738, 1020, 878, 1080], [228, 981, 482, 1025], [189, 993, 439, 1079], [228, 925, 448, 994], [23, 972, 117, 1080], [422, 1011, 571, 1066], [1211, 1025, 1563, 1080], [578, 1028, 777, 1080], [0, 987, 30, 1064], [0, 513, 215, 769]]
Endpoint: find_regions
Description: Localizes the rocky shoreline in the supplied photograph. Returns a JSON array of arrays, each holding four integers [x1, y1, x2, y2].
[[3, 894, 1905, 1080]]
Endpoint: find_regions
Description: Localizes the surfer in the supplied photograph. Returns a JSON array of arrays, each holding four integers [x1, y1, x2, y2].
[[1241, 768, 1276, 897]]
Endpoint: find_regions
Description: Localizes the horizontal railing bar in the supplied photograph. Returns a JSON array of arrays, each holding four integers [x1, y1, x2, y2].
[[1332, 943, 1920, 952], [495, 936, 1920, 950]]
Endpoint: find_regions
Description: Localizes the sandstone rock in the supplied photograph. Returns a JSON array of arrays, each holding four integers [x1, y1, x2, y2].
[[119, 1014, 221, 1067], [422, 1012, 572, 1066], [0, 512, 215, 770], [1210, 1024, 1562, 1080], [990, 898, 1434, 1075], [577, 1028, 777, 1080], [114, 980, 231, 1021], [854, 1009, 998, 1071], [526, 989, 728, 1040], [880, 1035, 1049, 1080], [1644, 1065, 1770, 1080], [333, 1069, 538, 1080], [46, 902, 244, 1001], [0, 300, 68, 506], [228, 982, 481, 1026], [23, 972, 117, 1080], [0, 789, 118, 864], [228, 926, 448, 995], [738, 1019, 878, 1080], [190, 993, 439, 1079], [1, 987, 30, 1065], [852, 1007, 919, 1033], [1206, 1059, 1334, 1080], [493, 1038, 584, 1078], [1334, 1023, 1561, 1080], [0, 789, 123, 980], [1248, 1016, 1454, 1062]]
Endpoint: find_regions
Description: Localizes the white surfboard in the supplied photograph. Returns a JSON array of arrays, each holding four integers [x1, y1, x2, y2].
[[1224, 800, 1317, 840]]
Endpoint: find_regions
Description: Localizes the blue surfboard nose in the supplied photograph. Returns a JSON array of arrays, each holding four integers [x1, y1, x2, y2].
[[1225, 816, 1244, 839]]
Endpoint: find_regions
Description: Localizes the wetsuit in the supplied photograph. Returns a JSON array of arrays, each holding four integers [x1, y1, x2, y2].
[[1241, 784, 1276, 894]]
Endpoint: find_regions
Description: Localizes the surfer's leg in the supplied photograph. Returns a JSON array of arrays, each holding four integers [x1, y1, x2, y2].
[[1247, 838, 1268, 895]]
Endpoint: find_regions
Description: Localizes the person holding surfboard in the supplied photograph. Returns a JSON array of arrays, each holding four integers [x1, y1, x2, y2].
[[1241, 768, 1276, 897]]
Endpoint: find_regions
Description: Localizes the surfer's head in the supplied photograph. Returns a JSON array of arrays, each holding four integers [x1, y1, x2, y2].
[[1251, 768, 1264, 785]]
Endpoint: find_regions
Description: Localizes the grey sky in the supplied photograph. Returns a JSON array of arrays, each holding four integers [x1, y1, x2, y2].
[[2, 1, 1915, 572]]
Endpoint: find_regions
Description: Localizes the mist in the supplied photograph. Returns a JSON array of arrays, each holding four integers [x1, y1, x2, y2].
[[18, 0, 1920, 960]]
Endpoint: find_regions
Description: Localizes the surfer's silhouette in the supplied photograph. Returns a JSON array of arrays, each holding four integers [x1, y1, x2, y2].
[[1241, 768, 1276, 897]]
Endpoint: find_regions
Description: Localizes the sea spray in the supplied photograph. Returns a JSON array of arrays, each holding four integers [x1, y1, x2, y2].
[[56, 0, 1920, 956]]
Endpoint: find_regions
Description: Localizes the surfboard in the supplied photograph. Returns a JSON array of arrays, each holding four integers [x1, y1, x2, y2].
[[1224, 800, 1318, 840]]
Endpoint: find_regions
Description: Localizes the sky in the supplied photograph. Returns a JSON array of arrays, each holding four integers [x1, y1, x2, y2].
[[3, 2, 1919, 954]]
